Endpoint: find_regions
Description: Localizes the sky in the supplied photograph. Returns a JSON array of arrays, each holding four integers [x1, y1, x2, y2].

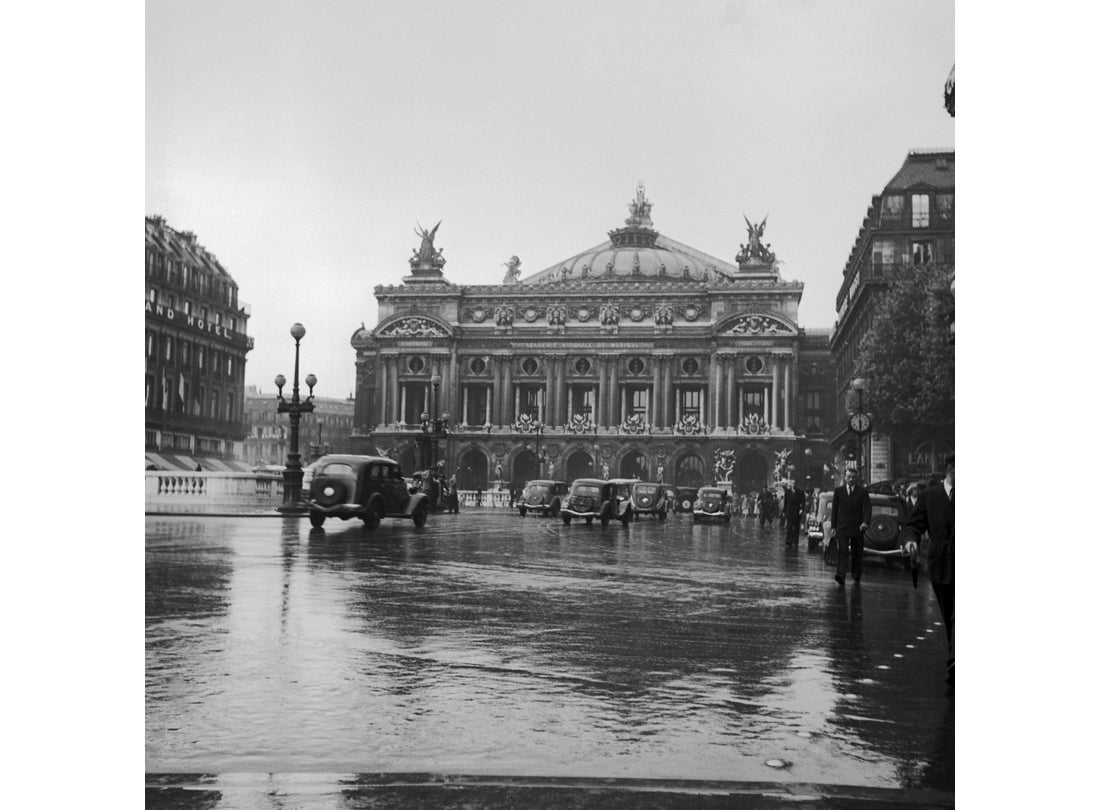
[[146, 0, 955, 401]]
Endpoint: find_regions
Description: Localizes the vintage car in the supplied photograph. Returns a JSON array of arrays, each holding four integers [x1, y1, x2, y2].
[[673, 486, 700, 514], [692, 486, 733, 523], [629, 481, 668, 521], [820, 491, 908, 564], [306, 454, 431, 530], [560, 478, 632, 528], [517, 479, 569, 517]]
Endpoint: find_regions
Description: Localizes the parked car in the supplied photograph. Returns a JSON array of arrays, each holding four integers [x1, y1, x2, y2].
[[306, 454, 431, 530], [819, 492, 907, 564], [673, 486, 699, 514], [517, 479, 569, 517], [692, 486, 733, 523], [560, 478, 633, 528], [629, 481, 668, 521]]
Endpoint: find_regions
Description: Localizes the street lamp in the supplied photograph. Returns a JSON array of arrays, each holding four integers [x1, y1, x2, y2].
[[418, 373, 449, 472], [275, 322, 316, 508], [525, 420, 546, 479]]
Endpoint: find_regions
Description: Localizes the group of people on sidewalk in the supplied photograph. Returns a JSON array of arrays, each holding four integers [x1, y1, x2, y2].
[[827, 456, 955, 694]]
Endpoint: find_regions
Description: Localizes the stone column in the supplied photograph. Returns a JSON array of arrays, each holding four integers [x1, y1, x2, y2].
[[379, 356, 389, 425], [544, 356, 555, 427], [726, 354, 737, 429], [400, 383, 408, 427], [651, 358, 662, 428], [791, 349, 800, 434], [712, 354, 723, 429], [503, 357, 513, 426], [771, 357, 780, 427], [609, 358, 619, 428], [783, 356, 791, 432]]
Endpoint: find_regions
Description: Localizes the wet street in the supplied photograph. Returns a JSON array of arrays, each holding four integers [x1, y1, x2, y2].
[[146, 509, 954, 807]]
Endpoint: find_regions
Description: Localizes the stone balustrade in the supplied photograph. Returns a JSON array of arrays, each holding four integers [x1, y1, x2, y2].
[[146, 471, 285, 509]]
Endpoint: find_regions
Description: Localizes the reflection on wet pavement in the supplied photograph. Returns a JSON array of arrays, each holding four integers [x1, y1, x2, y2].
[[146, 513, 952, 793]]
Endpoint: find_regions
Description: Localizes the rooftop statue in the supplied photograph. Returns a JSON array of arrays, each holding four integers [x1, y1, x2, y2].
[[626, 182, 653, 225], [411, 221, 445, 269], [502, 255, 522, 284], [737, 215, 776, 265]]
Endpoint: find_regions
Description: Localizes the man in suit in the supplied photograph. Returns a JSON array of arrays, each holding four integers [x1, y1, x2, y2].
[[901, 454, 955, 692], [831, 467, 871, 586], [783, 480, 806, 547]]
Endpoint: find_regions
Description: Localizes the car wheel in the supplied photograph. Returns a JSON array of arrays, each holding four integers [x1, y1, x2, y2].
[[865, 514, 900, 546], [413, 503, 429, 527], [824, 537, 838, 566], [680, 498, 692, 511], [518, 506, 527, 517], [562, 513, 572, 525], [363, 502, 383, 530], [309, 510, 325, 529]]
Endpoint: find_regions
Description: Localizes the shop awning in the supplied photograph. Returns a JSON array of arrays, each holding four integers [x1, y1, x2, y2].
[[145, 452, 186, 471]]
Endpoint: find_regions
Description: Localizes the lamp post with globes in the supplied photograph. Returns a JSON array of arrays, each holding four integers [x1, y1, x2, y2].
[[275, 323, 317, 508], [418, 373, 450, 472], [524, 420, 546, 481]]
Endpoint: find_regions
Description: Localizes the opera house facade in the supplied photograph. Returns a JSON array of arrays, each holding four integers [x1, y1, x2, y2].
[[349, 187, 836, 495]]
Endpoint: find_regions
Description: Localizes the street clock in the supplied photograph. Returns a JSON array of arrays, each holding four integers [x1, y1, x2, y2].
[[848, 411, 872, 435]]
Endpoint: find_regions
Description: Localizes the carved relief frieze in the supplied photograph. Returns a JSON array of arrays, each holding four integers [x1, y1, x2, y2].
[[377, 317, 449, 339]]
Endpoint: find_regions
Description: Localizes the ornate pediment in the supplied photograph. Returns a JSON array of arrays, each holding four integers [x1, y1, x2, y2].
[[376, 316, 450, 339], [718, 314, 796, 337]]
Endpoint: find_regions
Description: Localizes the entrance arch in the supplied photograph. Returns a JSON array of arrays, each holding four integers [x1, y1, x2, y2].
[[512, 448, 540, 488], [674, 453, 706, 487], [565, 450, 595, 481], [619, 450, 649, 480], [738, 452, 768, 494], [457, 448, 490, 490]]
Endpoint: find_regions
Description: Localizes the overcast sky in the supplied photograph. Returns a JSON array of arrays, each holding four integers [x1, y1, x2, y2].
[[146, 0, 955, 400]]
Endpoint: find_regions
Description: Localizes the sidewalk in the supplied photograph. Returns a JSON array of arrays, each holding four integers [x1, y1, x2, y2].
[[146, 773, 954, 808]]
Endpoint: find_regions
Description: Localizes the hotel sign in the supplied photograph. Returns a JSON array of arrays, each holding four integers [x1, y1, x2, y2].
[[145, 301, 251, 349]]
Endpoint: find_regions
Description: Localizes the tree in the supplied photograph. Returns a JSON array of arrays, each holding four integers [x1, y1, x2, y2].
[[855, 263, 955, 468]]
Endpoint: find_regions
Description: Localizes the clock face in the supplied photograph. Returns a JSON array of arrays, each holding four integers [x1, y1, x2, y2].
[[849, 413, 871, 434]]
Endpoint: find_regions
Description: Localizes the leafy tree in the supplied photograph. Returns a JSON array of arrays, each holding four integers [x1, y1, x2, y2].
[[855, 263, 954, 464]]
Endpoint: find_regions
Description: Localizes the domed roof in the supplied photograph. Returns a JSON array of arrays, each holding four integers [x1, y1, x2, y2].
[[521, 184, 764, 286]]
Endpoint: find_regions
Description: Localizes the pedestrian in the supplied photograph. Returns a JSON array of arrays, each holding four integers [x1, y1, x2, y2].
[[830, 468, 871, 586], [740, 493, 748, 517], [783, 481, 806, 547], [475, 486, 483, 507], [900, 454, 955, 694], [777, 486, 787, 530], [448, 474, 459, 513]]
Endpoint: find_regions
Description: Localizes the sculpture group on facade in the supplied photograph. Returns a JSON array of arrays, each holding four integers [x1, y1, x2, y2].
[[773, 448, 792, 482], [674, 413, 704, 436], [619, 413, 650, 435], [713, 449, 737, 483], [738, 413, 771, 435]]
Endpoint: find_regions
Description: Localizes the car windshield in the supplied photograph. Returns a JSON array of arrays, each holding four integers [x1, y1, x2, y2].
[[635, 485, 659, 496], [700, 489, 723, 498], [572, 484, 600, 497], [525, 483, 550, 495], [871, 504, 899, 516], [320, 463, 354, 476]]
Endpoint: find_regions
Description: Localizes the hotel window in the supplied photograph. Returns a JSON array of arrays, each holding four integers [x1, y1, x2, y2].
[[146, 375, 154, 407], [197, 385, 206, 416], [201, 306, 209, 321], [227, 357, 234, 377], [180, 341, 190, 366], [163, 337, 173, 362], [146, 332, 156, 358], [210, 390, 219, 418], [213, 352, 220, 374], [911, 194, 930, 228], [168, 294, 177, 309], [148, 287, 157, 304], [936, 193, 954, 223], [872, 239, 896, 269], [214, 311, 222, 326], [226, 393, 235, 421], [197, 347, 204, 369], [229, 317, 236, 332], [881, 194, 905, 223], [182, 300, 191, 315], [911, 241, 934, 266]]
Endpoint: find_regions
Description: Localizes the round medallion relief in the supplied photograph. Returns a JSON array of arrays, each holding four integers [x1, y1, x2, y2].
[[574, 357, 592, 374], [471, 307, 488, 323], [470, 357, 487, 374], [682, 357, 700, 375], [576, 307, 592, 322], [746, 356, 764, 374], [523, 306, 539, 323], [683, 305, 700, 322], [629, 305, 645, 322], [522, 357, 539, 375], [408, 356, 425, 373]]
